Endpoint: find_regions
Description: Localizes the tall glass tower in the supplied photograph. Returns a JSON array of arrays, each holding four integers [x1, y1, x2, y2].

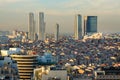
[[38, 12, 45, 40], [55, 23, 59, 41], [86, 16, 97, 34], [74, 14, 82, 40], [28, 12, 35, 40]]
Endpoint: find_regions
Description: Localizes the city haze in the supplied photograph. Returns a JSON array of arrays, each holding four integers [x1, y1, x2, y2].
[[0, 0, 120, 33]]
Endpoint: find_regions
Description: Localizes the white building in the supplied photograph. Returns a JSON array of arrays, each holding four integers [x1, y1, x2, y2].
[[83, 33, 103, 40], [33, 67, 68, 80], [42, 70, 68, 80], [1, 48, 21, 56]]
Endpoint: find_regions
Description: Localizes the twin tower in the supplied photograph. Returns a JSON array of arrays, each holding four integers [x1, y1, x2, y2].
[[28, 12, 59, 41], [28, 12, 45, 41]]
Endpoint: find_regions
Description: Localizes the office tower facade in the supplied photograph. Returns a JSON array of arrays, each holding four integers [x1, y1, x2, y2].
[[55, 23, 59, 41], [86, 16, 97, 34], [38, 12, 45, 41], [74, 14, 82, 40], [28, 12, 35, 41]]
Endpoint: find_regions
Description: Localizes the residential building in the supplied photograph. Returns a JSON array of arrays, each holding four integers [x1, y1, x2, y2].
[[10, 55, 38, 80]]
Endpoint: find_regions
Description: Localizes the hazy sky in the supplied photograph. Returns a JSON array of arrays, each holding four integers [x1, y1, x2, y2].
[[0, 0, 120, 33]]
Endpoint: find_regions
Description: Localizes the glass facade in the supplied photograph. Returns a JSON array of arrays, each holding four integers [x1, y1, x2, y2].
[[86, 16, 97, 33]]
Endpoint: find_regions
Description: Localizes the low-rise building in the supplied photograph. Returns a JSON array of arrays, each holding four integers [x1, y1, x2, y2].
[[1, 48, 21, 56], [33, 66, 68, 80]]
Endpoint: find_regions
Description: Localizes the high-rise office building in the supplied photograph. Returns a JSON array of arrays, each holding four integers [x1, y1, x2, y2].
[[83, 16, 87, 36], [55, 23, 59, 41], [38, 12, 45, 41], [85, 16, 97, 34], [28, 12, 35, 40], [74, 14, 82, 40]]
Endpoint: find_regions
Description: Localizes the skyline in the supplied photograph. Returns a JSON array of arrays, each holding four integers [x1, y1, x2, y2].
[[0, 0, 120, 33]]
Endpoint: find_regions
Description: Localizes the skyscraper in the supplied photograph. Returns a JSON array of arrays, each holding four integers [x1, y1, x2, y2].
[[38, 12, 45, 40], [84, 16, 87, 36], [85, 16, 97, 34], [74, 14, 82, 40], [28, 12, 35, 40], [55, 23, 59, 41]]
